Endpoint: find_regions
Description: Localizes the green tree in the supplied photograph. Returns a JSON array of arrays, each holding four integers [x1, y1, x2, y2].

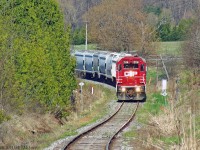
[[178, 19, 194, 40], [72, 27, 86, 45], [0, 7, 24, 114], [0, 0, 76, 116], [157, 18, 193, 41], [158, 23, 171, 41]]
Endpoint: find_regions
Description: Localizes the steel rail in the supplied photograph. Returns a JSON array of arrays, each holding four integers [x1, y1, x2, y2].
[[63, 102, 124, 150], [106, 102, 139, 150]]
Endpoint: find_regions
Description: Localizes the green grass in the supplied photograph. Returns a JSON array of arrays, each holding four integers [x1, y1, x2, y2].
[[56, 128, 78, 139], [73, 44, 97, 50], [123, 127, 137, 138], [147, 68, 157, 85], [159, 136, 180, 145], [73, 41, 183, 56], [134, 92, 167, 124], [147, 67, 166, 85], [137, 67, 168, 123], [155, 41, 183, 55], [138, 92, 167, 123]]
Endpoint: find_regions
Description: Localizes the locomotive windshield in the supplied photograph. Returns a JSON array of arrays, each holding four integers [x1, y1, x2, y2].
[[124, 63, 138, 69]]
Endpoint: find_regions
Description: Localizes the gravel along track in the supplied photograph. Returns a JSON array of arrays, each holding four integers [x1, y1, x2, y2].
[[65, 102, 139, 150]]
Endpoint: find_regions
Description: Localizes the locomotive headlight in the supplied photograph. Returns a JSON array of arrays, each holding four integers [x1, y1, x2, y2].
[[135, 87, 141, 92], [122, 87, 126, 92]]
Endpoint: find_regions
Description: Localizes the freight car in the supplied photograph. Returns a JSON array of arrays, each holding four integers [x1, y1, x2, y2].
[[72, 50, 147, 101]]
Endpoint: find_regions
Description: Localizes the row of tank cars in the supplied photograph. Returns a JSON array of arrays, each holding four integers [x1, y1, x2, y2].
[[72, 50, 147, 101]]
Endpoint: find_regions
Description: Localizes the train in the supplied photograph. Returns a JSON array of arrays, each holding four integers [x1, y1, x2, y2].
[[72, 50, 147, 102]]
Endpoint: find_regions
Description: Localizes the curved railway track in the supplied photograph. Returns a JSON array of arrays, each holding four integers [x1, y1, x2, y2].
[[64, 102, 139, 150], [106, 102, 139, 150]]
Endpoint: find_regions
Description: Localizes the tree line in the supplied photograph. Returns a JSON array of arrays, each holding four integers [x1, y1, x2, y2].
[[58, 0, 198, 45], [0, 0, 76, 122], [58, 0, 199, 69], [60, 0, 199, 70]]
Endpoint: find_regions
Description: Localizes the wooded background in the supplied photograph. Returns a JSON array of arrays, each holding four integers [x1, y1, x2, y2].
[[58, 0, 198, 53]]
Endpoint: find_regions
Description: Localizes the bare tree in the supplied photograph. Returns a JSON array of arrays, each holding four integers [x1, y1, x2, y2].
[[182, 11, 200, 72], [57, 0, 78, 26], [85, 0, 156, 55], [57, 0, 102, 27], [143, 0, 199, 23]]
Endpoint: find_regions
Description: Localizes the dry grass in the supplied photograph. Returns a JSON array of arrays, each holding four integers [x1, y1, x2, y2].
[[0, 81, 116, 149], [0, 113, 58, 147], [128, 72, 200, 150]]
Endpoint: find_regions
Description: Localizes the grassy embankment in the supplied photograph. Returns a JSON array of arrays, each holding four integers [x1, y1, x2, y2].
[[37, 80, 116, 148], [38, 80, 117, 148], [123, 41, 200, 149], [0, 80, 116, 149]]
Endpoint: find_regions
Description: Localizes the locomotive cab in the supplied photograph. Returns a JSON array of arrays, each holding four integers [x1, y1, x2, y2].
[[116, 56, 147, 101]]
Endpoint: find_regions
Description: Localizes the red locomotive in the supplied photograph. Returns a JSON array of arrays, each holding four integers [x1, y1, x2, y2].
[[73, 50, 147, 102], [116, 56, 146, 101]]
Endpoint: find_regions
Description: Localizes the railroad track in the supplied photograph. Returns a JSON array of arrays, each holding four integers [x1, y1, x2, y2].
[[64, 102, 139, 150]]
